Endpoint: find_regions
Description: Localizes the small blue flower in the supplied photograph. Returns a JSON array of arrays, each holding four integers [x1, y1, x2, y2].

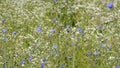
[[21, 60, 25, 66], [116, 66, 120, 68], [101, 45, 105, 48], [87, 52, 92, 56], [13, 31, 17, 35], [107, 3, 113, 9], [2, 19, 5, 23], [36, 27, 41, 32], [52, 45, 57, 49], [50, 29, 56, 33], [3, 29, 7, 33], [3, 63, 6, 68], [78, 28, 83, 33], [94, 51, 99, 55], [77, 28, 84, 36], [97, 25, 102, 30], [41, 58, 47, 64], [2, 37, 8, 41], [28, 56, 32, 61], [41, 63, 44, 68]]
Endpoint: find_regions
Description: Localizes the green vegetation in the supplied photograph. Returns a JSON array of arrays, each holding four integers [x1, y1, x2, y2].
[[0, 0, 120, 68]]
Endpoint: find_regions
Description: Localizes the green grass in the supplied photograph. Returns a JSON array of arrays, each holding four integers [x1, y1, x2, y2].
[[0, 0, 120, 68]]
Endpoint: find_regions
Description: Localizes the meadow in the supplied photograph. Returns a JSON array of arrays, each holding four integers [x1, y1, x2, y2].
[[0, 0, 120, 68]]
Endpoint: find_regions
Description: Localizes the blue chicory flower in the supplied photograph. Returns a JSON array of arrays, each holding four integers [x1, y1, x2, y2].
[[97, 25, 102, 30], [52, 45, 57, 49], [3, 29, 7, 33], [21, 60, 25, 66], [28, 56, 33, 61], [13, 31, 17, 35], [2, 19, 5, 23], [41, 63, 44, 68], [87, 52, 92, 56], [78, 28, 83, 33], [116, 66, 120, 68], [107, 3, 113, 9], [94, 51, 99, 55], [36, 27, 41, 32], [101, 45, 105, 48]]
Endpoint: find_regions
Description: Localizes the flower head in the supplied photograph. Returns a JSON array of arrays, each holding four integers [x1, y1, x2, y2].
[[2, 19, 5, 23], [101, 45, 105, 48], [97, 25, 102, 30], [13, 31, 17, 35], [50, 29, 56, 33], [94, 51, 99, 55], [36, 27, 41, 33], [21, 60, 25, 66], [3, 63, 6, 68], [41, 58, 47, 64], [3, 29, 7, 33], [87, 52, 92, 56], [77, 28, 83, 33], [107, 3, 113, 9], [77, 28, 84, 36], [41, 63, 44, 68], [28, 56, 33, 61], [52, 45, 57, 49], [2, 37, 8, 41], [115, 65, 120, 68]]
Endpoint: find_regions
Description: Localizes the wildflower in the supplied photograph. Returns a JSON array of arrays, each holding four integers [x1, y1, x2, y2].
[[41, 63, 44, 68], [36, 27, 41, 33], [13, 31, 17, 35], [101, 45, 105, 48], [2, 37, 8, 41], [87, 52, 92, 56], [3, 29, 7, 33], [107, 3, 113, 9], [97, 25, 102, 30], [41, 58, 47, 64], [3, 63, 6, 68], [28, 56, 32, 61], [52, 45, 57, 49], [2, 19, 5, 23], [115, 65, 120, 68], [94, 51, 99, 55], [50, 29, 56, 33], [77, 28, 84, 36], [21, 60, 25, 66], [77, 28, 83, 33]]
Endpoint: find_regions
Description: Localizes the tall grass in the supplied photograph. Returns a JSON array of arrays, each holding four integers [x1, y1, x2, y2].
[[0, 0, 120, 68]]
